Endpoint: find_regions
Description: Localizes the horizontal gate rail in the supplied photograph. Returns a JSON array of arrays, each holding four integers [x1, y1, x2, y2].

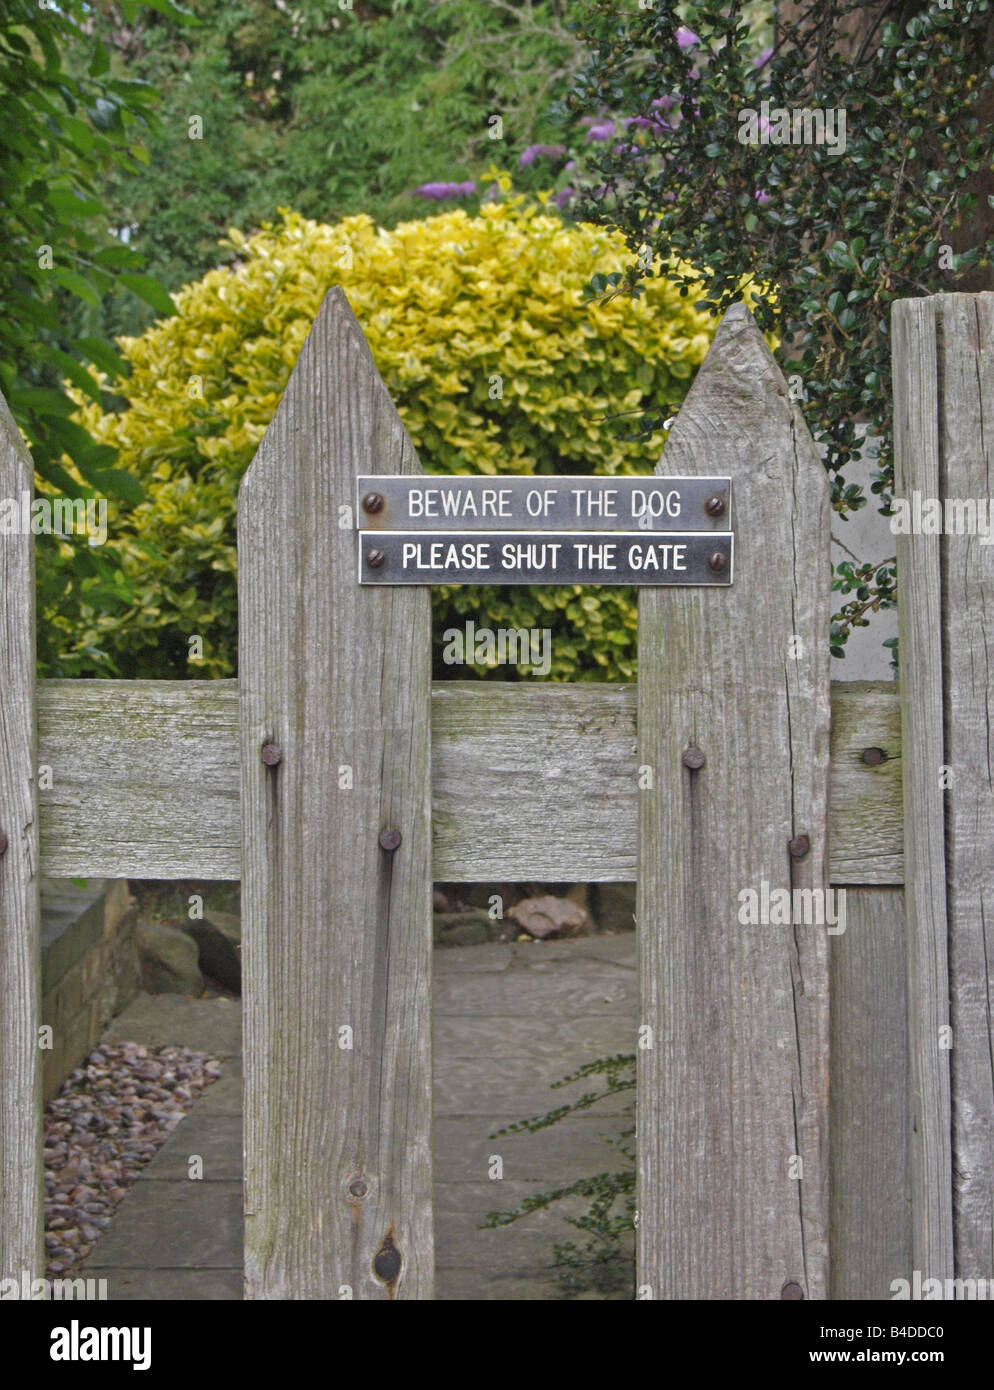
[[36, 676, 902, 884]]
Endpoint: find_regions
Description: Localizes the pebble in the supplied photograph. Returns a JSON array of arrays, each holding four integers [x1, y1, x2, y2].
[[43, 1042, 219, 1281]]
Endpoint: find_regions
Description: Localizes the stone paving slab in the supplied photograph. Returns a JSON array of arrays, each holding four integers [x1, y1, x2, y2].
[[82, 934, 636, 1300], [433, 1115, 628, 1183], [86, 1181, 243, 1269], [141, 1111, 242, 1182], [100, 994, 241, 1058], [89, 1270, 243, 1301], [434, 967, 636, 1018]]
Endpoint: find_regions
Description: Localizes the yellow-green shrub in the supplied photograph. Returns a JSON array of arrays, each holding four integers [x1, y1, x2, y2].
[[61, 191, 717, 679]]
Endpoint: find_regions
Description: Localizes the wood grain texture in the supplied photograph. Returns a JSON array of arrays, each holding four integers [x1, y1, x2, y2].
[[0, 393, 43, 1284], [37, 679, 239, 879], [636, 303, 832, 1299], [829, 887, 911, 1299], [932, 294, 994, 1281], [827, 682, 903, 884], [238, 288, 433, 1299], [35, 678, 902, 886], [893, 297, 955, 1283], [431, 681, 638, 881]]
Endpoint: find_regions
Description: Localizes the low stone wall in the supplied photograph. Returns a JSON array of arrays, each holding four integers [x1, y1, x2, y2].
[[41, 879, 139, 1102]]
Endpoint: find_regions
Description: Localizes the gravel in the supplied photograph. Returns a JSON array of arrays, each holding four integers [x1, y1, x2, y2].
[[44, 1042, 221, 1278]]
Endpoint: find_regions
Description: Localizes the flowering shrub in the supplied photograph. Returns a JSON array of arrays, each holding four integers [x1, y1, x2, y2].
[[559, 0, 994, 663], [57, 187, 716, 680]]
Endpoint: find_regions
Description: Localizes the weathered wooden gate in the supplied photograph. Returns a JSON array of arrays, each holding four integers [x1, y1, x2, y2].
[[1, 291, 992, 1299]]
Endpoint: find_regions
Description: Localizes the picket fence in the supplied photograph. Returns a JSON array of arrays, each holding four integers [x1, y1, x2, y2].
[[1, 290, 992, 1300]]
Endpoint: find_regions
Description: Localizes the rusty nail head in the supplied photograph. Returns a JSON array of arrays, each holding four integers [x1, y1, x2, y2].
[[349, 1178, 368, 1198], [862, 746, 886, 766], [705, 495, 726, 518], [781, 1281, 804, 1300], [367, 548, 385, 568], [362, 492, 384, 515], [0, 831, 7, 855], [379, 828, 402, 852], [788, 835, 810, 860], [682, 747, 705, 771], [261, 744, 282, 767], [707, 550, 728, 572]]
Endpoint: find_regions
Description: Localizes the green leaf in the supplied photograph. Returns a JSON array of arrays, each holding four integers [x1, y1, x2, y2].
[[52, 267, 102, 306], [140, 0, 201, 23], [94, 469, 145, 504], [76, 337, 129, 381], [38, 345, 105, 405], [47, 186, 106, 221], [9, 387, 75, 417], [89, 42, 110, 79], [119, 273, 175, 317]]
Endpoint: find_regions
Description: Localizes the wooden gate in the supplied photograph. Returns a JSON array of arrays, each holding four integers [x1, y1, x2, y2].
[[1, 290, 992, 1299]]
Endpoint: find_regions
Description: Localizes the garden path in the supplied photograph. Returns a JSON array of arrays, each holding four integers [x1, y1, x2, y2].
[[82, 934, 637, 1300]]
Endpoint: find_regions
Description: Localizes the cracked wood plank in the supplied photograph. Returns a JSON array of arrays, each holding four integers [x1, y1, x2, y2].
[[941, 295, 994, 1282], [893, 296, 955, 1284], [636, 303, 832, 1299], [238, 289, 433, 1299], [0, 392, 43, 1284], [898, 293, 994, 1284]]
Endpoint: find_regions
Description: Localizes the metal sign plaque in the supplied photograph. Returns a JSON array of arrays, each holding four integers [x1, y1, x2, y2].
[[356, 475, 731, 532], [358, 531, 733, 586]]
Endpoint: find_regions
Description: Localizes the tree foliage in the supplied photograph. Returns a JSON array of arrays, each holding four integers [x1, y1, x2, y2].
[[88, 0, 585, 340], [57, 189, 716, 678], [0, 0, 187, 672], [0, 0, 186, 487], [559, 0, 994, 660]]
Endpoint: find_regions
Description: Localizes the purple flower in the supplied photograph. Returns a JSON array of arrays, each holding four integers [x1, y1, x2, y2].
[[754, 46, 773, 69], [754, 189, 771, 205], [553, 187, 575, 209], [623, 116, 670, 135], [675, 26, 700, 50], [519, 143, 566, 167], [651, 95, 675, 110], [410, 181, 476, 200], [585, 120, 616, 142], [564, 160, 575, 172]]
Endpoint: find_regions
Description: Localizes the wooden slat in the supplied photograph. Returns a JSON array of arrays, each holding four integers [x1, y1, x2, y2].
[[893, 297, 955, 1284], [933, 294, 994, 1281], [38, 679, 240, 880], [238, 289, 433, 1299], [827, 682, 903, 884], [430, 681, 638, 881], [829, 886, 911, 1299], [0, 392, 43, 1284], [37, 679, 903, 885], [636, 303, 832, 1299]]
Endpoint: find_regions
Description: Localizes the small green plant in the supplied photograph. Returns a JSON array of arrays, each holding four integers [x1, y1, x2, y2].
[[483, 1052, 636, 1297]]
